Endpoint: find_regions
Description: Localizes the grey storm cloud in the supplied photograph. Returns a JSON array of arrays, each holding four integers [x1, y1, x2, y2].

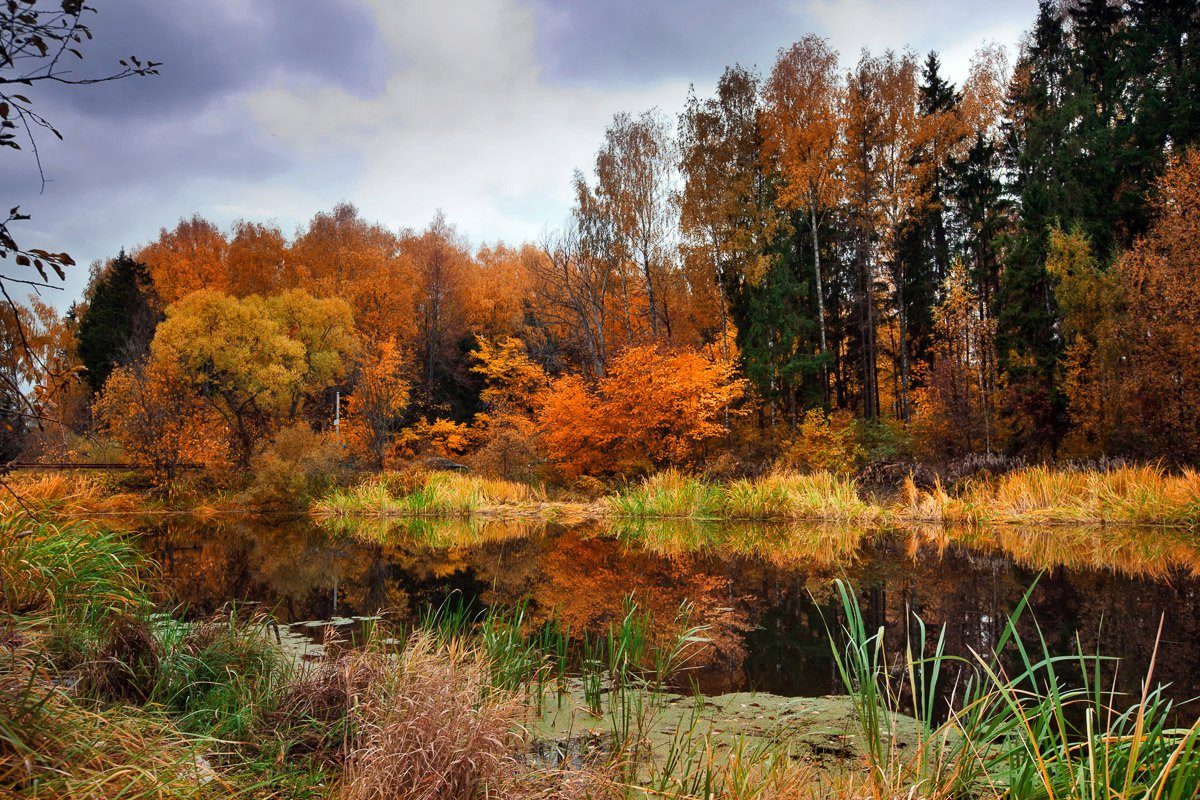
[[528, 0, 801, 84]]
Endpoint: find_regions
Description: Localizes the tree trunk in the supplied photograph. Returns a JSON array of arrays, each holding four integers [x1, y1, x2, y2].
[[810, 204, 829, 407]]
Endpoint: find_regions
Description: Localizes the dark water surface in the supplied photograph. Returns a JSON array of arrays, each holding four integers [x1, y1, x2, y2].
[[131, 515, 1200, 704]]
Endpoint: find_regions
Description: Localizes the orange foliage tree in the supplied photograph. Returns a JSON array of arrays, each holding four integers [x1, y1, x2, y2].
[[137, 216, 230, 305], [343, 337, 411, 466], [470, 336, 548, 480], [95, 358, 228, 480], [1119, 150, 1200, 459], [539, 344, 745, 477]]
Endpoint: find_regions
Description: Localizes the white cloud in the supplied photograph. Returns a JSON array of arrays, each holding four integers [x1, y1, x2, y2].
[[801, 0, 1033, 81], [247, 0, 687, 245]]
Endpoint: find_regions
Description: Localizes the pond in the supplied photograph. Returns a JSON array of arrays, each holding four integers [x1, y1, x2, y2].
[[129, 514, 1200, 705]]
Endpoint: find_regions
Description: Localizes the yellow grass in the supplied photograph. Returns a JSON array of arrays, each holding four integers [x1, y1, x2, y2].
[[0, 472, 143, 517], [901, 464, 1200, 527], [311, 471, 544, 517]]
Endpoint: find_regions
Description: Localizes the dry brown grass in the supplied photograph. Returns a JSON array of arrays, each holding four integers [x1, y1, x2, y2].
[[899, 464, 1200, 527], [340, 632, 523, 800], [0, 661, 219, 799], [0, 472, 143, 518]]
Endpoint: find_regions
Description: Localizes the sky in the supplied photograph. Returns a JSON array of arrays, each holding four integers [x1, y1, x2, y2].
[[5, 0, 1037, 308]]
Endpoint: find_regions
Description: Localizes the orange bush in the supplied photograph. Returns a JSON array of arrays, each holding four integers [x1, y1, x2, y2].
[[538, 344, 744, 477]]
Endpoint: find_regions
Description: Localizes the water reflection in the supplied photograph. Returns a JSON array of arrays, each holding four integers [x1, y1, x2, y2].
[[134, 514, 1200, 703]]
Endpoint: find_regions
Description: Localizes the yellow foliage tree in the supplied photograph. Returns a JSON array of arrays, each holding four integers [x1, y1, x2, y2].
[[149, 289, 355, 464], [1046, 228, 1125, 457]]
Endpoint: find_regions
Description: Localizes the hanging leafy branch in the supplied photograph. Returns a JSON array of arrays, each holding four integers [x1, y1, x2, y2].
[[0, 0, 158, 437]]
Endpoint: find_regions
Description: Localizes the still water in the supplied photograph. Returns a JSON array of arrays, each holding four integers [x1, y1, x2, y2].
[[132, 515, 1200, 703]]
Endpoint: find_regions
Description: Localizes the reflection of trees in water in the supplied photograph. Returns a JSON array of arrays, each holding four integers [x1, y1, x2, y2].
[[131, 515, 1200, 704]]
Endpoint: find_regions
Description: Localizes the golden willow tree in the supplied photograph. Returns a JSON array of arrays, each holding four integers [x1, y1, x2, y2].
[[100, 289, 357, 467]]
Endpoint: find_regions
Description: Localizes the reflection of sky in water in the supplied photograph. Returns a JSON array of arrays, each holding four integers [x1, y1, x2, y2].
[[132, 515, 1200, 703]]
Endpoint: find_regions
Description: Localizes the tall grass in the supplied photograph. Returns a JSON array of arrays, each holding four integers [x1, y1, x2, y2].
[[607, 471, 725, 519], [902, 464, 1200, 527], [0, 473, 142, 518], [0, 517, 149, 665], [341, 632, 524, 800], [828, 578, 1200, 800], [609, 470, 879, 523], [312, 471, 543, 517]]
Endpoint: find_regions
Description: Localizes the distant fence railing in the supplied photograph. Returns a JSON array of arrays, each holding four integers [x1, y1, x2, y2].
[[3, 462, 204, 471]]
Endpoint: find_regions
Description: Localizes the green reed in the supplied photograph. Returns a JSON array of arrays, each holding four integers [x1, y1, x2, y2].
[[829, 577, 1200, 800]]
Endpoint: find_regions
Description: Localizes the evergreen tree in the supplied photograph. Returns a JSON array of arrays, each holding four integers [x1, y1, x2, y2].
[[901, 52, 961, 378], [997, 0, 1071, 454], [77, 251, 162, 393], [948, 133, 1008, 318], [729, 218, 822, 424]]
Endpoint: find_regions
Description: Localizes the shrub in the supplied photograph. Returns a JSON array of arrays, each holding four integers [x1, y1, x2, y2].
[[341, 633, 522, 800], [250, 423, 345, 507], [466, 411, 542, 482], [778, 409, 865, 475]]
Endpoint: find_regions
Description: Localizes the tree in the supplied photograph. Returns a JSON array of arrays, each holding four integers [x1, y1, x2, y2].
[[149, 289, 354, 464], [262, 289, 358, 417], [469, 336, 547, 480], [762, 36, 843, 395], [842, 51, 888, 419], [679, 65, 777, 355], [594, 110, 678, 339], [535, 373, 604, 478], [532, 178, 617, 379], [538, 344, 745, 477], [910, 260, 998, 457], [76, 252, 161, 392], [872, 49, 923, 420], [225, 221, 288, 297], [1046, 229, 1124, 457], [138, 216, 230, 304], [343, 337, 410, 467], [1118, 150, 1200, 459], [95, 358, 227, 481], [997, 0, 1071, 454], [471, 335, 547, 416], [289, 203, 414, 347], [406, 213, 473, 416]]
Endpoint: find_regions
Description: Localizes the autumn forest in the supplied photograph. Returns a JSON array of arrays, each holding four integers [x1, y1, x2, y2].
[[0, 0, 1192, 489], [6, 2, 1200, 798]]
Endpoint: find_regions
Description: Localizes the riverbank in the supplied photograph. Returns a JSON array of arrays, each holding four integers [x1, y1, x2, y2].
[[9, 462, 1198, 530], [311, 464, 1200, 529]]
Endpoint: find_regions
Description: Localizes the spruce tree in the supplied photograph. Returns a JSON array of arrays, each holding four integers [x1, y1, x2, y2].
[[997, 0, 1071, 454], [77, 251, 162, 392]]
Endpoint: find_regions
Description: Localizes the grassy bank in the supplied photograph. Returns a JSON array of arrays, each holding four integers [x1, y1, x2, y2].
[[310, 471, 597, 520], [312, 464, 1200, 529]]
